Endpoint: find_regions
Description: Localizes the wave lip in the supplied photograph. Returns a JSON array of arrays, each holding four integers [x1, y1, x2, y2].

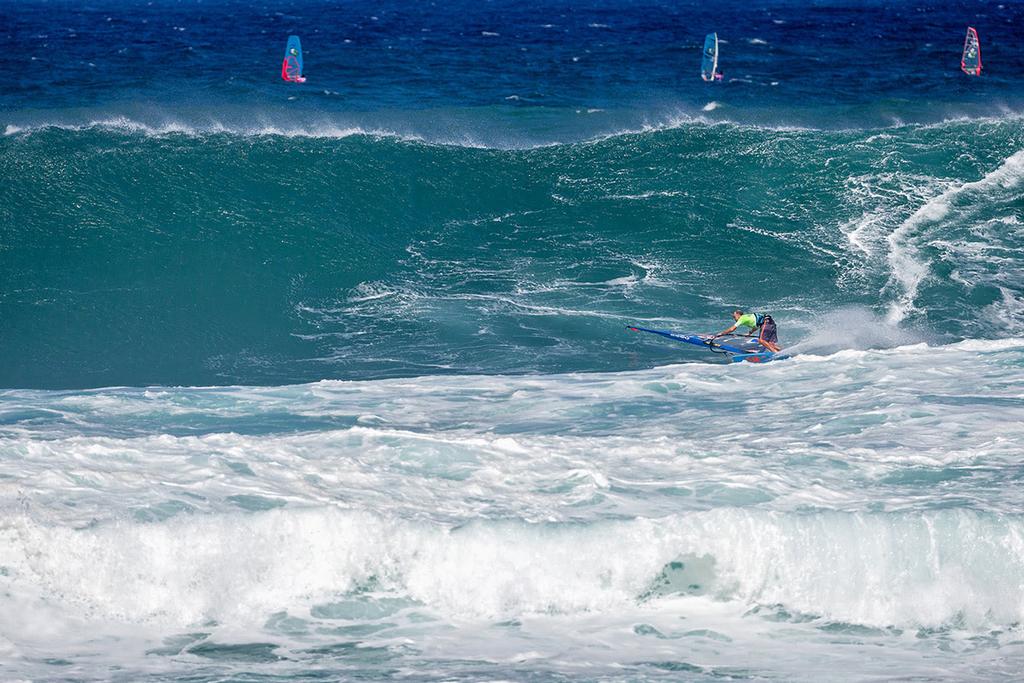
[[6, 108, 1024, 151], [3, 115, 421, 143]]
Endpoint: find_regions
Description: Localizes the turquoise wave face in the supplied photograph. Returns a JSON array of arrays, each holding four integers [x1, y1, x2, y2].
[[2, 117, 1023, 388]]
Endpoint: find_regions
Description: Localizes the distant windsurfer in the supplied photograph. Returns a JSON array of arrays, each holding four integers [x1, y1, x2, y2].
[[701, 32, 721, 82], [282, 48, 305, 83], [961, 27, 982, 77], [712, 310, 781, 353], [281, 38, 306, 83]]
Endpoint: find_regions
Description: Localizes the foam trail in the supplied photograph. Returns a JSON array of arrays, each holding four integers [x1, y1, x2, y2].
[[885, 149, 1024, 323]]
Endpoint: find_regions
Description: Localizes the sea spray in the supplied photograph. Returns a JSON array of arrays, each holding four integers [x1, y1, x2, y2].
[[782, 306, 926, 356]]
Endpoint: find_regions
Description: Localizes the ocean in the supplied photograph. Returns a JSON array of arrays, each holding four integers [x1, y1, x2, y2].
[[2, 0, 1024, 680]]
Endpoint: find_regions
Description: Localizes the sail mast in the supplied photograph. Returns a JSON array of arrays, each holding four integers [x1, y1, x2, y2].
[[701, 33, 719, 82]]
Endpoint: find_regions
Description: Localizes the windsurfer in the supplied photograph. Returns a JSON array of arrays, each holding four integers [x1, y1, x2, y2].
[[713, 310, 781, 353]]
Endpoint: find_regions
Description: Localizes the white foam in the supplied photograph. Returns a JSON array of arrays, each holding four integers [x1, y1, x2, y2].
[[5, 508, 1024, 630], [606, 190, 685, 201], [885, 150, 1024, 323], [0, 115, 448, 146], [3, 337, 1024, 531], [949, 336, 1024, 352], [837, 171, 950, 260], [3, 338, 1024, 677], [25, 110, 802, 148], [10, 110, 1018, 153]]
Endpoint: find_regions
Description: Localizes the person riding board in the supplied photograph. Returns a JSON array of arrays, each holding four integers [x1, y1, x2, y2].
[[712, 310, 781, 353]]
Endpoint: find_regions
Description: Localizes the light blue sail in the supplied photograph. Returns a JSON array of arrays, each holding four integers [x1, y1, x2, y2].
[[701, 32, 719, 81]]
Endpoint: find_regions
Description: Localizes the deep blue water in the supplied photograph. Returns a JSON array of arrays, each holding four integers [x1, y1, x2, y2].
[[5, 0, 1024, 125]]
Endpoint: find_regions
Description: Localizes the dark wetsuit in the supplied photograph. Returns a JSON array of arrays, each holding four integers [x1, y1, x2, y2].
[[736, 313, 778, 346], [758, 314, 778, 345]]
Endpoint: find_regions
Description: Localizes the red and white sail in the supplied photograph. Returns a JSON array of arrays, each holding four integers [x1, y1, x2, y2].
[[961, 27, 982, 76]]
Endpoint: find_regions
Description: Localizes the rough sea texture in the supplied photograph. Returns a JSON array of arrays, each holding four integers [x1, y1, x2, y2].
[[2, 0, 1024, 680]]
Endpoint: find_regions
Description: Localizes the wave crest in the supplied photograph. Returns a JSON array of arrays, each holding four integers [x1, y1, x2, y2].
[[5, 508, 1023, 630]]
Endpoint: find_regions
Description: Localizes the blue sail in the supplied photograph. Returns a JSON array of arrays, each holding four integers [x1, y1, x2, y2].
[[626, 326, 789, 363], [701, 32, 719, 81]]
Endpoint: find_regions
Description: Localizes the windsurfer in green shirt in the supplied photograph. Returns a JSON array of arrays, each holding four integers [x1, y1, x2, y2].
[[713, 310, 781, 353]]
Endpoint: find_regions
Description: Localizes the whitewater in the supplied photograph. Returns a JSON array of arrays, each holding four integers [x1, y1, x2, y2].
[[3, 0, 1024, 680], [4, 339, 1024, 680]]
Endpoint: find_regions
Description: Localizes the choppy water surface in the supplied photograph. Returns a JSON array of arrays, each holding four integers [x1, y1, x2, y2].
[[2, 0, 1024, 680]]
